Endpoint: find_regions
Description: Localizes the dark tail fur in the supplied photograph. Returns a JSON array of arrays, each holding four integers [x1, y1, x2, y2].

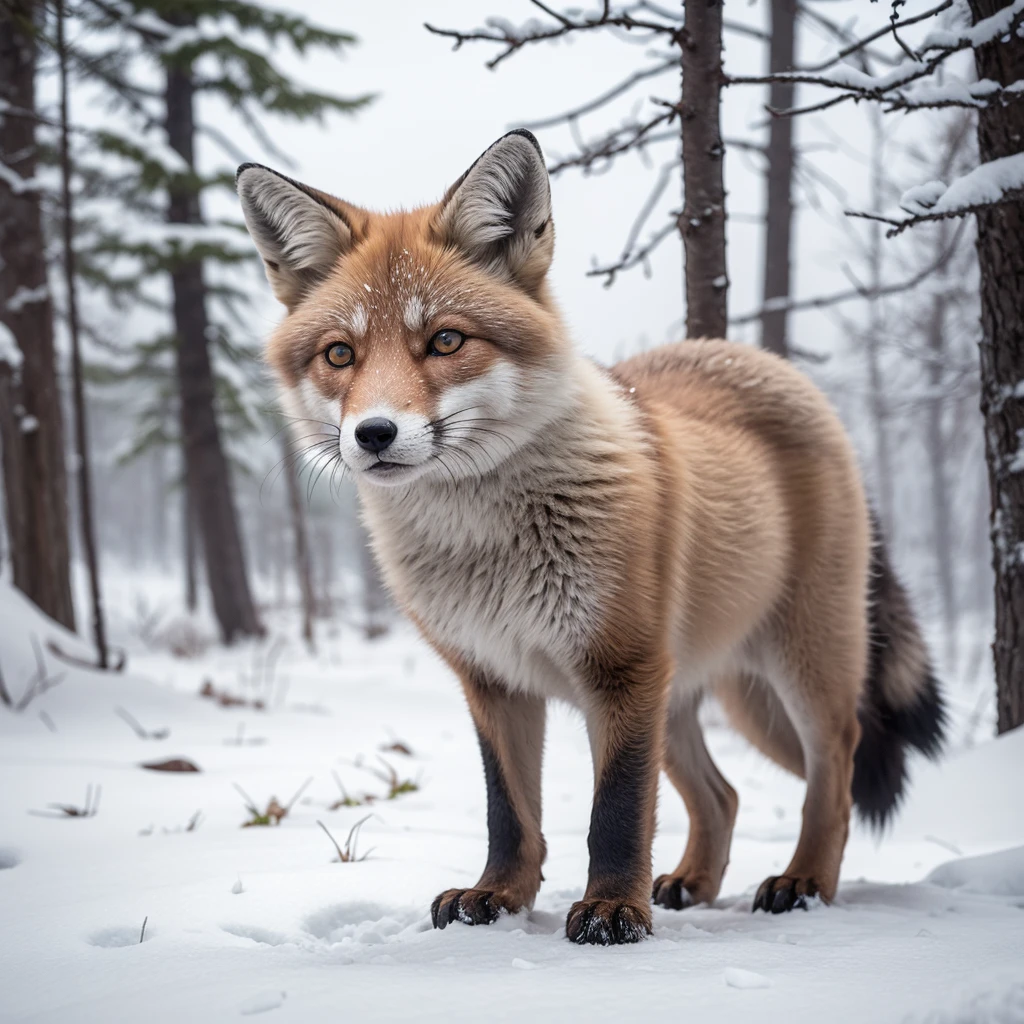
[[852, 518, 948, 828]]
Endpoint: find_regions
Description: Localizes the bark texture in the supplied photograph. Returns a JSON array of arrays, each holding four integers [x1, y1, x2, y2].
[[164, 23, 261, 642], [759, 0, 796, 358], [969, 0, 1024, 734], [0, 0, 75, 629], [57, 0, 107, 666], [679, 0, 727, 340]]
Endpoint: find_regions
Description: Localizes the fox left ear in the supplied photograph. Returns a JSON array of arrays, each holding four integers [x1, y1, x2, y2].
[[436, 129, 553, 292]]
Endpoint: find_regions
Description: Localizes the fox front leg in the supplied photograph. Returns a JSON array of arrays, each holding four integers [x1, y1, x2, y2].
[[432, 672, 546, 929]]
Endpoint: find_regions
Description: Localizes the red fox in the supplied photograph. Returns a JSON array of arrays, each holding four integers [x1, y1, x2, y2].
[[237, 130, 946, 945]]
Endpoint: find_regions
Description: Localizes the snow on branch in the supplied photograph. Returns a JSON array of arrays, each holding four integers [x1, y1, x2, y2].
[[0, 323, 23, 370], [847, 153, 1024, 237], [0, 161, 43, 195], [424, 1, 681, 70], [728, 1, 1024, 117]]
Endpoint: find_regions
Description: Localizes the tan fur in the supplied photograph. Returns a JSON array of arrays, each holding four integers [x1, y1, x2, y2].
[[238, 132, 923, 943]]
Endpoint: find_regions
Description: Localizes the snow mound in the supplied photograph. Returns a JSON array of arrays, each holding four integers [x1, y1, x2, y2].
[[725, 967, 772, 990], [907, 982, 1024, 1024], [927, 846, 1024, 898], [900, 180, 948, 214]]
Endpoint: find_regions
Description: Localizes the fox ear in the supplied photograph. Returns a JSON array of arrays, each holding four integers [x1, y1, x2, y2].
[[236, 163, 356, 308], [436, 129, 553, 292]]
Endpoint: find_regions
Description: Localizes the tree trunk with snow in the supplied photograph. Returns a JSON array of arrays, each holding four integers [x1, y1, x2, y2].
[[57, 0, 108, 667], [0, 2, 76, 630], [164, 22, 261, 643], [679, 0, 727, 340], [969, 0, 1024, 734], [759, 0, 797, 359]]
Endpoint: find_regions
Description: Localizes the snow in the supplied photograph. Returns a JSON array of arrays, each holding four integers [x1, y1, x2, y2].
[[922, 0, 1024, 50], [927, 846, 1024, 897], [898, 76, 1024, 109], [0, 160, 42, 195], [799, 60, 928, 93], [1, 576, 1023, 1023], [893, 154, 1024, 223], [930, 153, 1024, 213], [724, 967, 772, 990], [6, 283, 49, 313], [900, 180, 949, 215], [0, 321, 22, 369]]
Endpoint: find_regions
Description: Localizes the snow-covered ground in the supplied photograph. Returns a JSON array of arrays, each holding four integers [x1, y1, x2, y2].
[[1, 578, 1022, 1023]]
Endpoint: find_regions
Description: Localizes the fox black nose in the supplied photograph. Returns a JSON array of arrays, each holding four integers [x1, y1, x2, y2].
[[354, 417, 398, 453]]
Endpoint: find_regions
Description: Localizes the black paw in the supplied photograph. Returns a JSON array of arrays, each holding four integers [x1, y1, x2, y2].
[[652, 873, 711, 910], [565, 899, 651, 945], [430, 888, 512, 930], [752, 875, 819, 914]]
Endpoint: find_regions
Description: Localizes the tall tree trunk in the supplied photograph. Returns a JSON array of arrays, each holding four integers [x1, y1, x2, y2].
[[969, 0, 1024, 734], [759, 0, 796, 358], [679, 0, 727, 339], [164, 22, 261, 643], [183, 480, 198, 613], [282, 435, 316, 649], [924, 242, 958, 671], [0, 1, 75, 629], [57, 0, 107, 667]]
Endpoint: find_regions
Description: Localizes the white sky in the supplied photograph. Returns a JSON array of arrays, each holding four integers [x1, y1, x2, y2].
[[204, 1, 956, 366]]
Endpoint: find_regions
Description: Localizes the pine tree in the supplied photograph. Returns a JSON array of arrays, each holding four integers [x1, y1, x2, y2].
[[0, 0, 76, 631], [54, 0, 370, 642]]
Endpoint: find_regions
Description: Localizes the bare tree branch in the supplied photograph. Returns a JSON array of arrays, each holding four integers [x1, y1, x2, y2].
[[731, 218, 969, 323], [846, 187, 1024, 236], [547, 108, 676, 174], [796, 0, 952, 73], [520, 57, 675, 130], [586, 220, 677, 287], [425, 2, 680, 71]]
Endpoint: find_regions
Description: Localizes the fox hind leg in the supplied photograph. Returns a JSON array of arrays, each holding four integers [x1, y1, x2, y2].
[[752, 621, 864, 913], [653, 693, 738, 910]]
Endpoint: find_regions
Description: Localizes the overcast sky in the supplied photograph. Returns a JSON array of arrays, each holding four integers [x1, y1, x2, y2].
[[199, 1, 954, 367]]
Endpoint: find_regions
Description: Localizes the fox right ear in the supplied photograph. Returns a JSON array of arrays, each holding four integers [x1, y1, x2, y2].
[[236, 163, 355, 309], [436, 130, 553, 293]]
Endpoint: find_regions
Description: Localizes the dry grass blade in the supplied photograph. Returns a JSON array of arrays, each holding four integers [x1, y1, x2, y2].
[[317, 815, 374, 863]]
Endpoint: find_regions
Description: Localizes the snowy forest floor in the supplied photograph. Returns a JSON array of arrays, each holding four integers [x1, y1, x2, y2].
[[0, 575, 1022, 1024]]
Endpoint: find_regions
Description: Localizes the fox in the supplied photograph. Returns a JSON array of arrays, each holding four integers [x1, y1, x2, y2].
[[236, 129, 947, 945]]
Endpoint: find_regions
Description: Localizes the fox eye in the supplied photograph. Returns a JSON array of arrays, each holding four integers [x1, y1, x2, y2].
[[324, 341, 354, 368], [428, 329, 466, 356]]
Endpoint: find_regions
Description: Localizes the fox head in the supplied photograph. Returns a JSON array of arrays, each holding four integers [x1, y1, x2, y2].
[[237, 130, 571, 488]]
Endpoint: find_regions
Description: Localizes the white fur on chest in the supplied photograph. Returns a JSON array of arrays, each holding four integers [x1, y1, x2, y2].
[[365, 462, 602, 701]]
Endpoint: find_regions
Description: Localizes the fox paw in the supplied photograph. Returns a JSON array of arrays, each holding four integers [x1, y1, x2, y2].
[[430, 888, 518, 929], [652, 872, 714, 910], [753, 875, 820, 914], [565, 899, 651, 945]]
